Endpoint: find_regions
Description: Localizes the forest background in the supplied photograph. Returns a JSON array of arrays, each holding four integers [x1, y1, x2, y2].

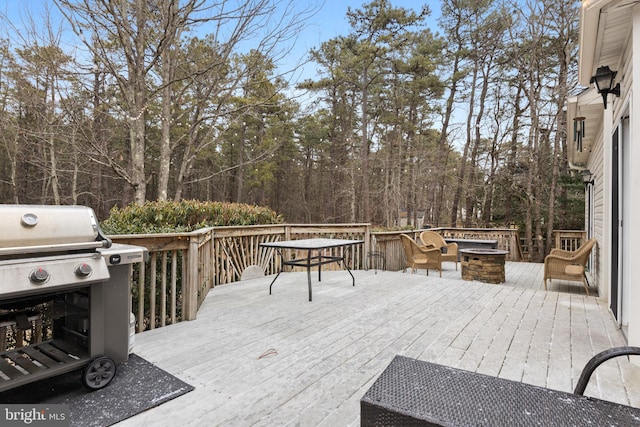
[[0, 0, 584, 260]]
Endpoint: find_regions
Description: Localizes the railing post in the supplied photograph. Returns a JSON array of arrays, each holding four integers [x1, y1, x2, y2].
[[137, 260, 146, 333], [511, 230, 523, 262], [364, 224, 371, 269], [183, 234, 199, 321], [212, 228, 218, 288]]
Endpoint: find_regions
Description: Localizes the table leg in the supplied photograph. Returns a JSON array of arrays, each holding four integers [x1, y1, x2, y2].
[[342, 258, 355, 287], [268, 271, 282, 295], [269, 248, 284, 295], [307, 249, 312, 301], [343, 246, 356, 287]]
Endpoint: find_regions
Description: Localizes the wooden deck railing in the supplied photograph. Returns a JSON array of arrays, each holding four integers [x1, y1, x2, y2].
[[109, 225, 576, 333], [552, 230, 587, 251], [109, 223, 370, 332], [109, 229, 214, 331], [368, 227, 523, 271]]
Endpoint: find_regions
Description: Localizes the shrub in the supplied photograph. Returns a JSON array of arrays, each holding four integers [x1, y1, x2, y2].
[[100, 200, 283, 234]]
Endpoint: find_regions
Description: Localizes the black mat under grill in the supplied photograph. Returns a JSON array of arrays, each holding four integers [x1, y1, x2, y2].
[[0, 353, 193, 426]]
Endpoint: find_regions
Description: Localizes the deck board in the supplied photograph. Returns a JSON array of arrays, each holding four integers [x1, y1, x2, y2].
[[116, 262, 639, 426]]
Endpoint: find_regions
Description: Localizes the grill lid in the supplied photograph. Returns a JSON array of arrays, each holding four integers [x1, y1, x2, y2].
[[0, 205, 112, 256]]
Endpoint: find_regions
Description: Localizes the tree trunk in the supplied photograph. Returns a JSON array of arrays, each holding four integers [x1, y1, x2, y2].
[[546, 6, 573, 256], [436, 51, 461, 227], [505, 82, 524, 226], [157, 48, 174, 202], [47, 75, 60, 204], [131, 99, 147, 205], [360, 64, 370, 222], [451, 59, 479, 227]]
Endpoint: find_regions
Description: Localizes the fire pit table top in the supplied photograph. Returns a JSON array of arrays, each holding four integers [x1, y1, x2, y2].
[[459, 248, 509, 256]]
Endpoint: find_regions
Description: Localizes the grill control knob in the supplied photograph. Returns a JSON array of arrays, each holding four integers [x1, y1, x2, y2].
[[30, 268, 49, 284], [75, 263, 93, 278]]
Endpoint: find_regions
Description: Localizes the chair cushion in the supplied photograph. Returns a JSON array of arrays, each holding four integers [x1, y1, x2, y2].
[[564, 265, 584, 275]]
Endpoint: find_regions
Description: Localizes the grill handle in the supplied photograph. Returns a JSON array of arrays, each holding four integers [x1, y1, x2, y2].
[[96, 225, 112, 249], [0, 241, 109, 257]]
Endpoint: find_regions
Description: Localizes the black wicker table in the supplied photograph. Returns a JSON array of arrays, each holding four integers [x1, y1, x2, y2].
[[361, 355, 640, 426]]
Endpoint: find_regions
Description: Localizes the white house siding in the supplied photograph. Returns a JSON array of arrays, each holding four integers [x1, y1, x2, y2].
[[593, 25, 633, 310], [576, 0, 640, 346], [626, 4, 640, 346], [592, 4, 639, 343], [589, 127, 605, 297]]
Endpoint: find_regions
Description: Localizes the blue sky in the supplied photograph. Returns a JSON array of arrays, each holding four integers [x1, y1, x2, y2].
[[0, 0, 441, 95], [283, 0, 442, 102], [293, 1, 442, 68], [304, 0, 441, 44]]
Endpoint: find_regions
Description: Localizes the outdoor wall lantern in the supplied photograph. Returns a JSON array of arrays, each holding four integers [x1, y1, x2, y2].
[[581, 169, 594, 188], [590, 65, 620, 109]]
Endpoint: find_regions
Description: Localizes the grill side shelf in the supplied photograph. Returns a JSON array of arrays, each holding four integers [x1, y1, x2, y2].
[[0, 339, 90, 392]]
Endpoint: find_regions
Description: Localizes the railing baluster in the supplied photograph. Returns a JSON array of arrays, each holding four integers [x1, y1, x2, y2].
[[161, 251, 167, 327], [171, 250, 177, 324], [137, 260, 145, 333], [149, 252, 157, 330]]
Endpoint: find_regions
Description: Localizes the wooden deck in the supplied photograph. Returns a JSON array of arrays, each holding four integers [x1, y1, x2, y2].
[[117, 262, 640, 426]]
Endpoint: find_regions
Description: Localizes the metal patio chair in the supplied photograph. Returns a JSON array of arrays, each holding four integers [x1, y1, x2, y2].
[[574, 346, 640, 396]]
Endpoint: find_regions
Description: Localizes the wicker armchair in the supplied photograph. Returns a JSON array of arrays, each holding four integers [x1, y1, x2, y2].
[[543, 238, 596, 295], [400, 234, 442, 277], [419, 231, 458, 271]]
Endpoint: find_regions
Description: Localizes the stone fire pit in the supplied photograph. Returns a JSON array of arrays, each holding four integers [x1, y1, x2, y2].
[[459, 248, 509, 284]]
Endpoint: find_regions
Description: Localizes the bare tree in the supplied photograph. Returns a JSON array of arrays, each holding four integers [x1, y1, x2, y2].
[[544, 0, 579, 255], [55, 0, 314, 205], [0, 42, 20, 203]]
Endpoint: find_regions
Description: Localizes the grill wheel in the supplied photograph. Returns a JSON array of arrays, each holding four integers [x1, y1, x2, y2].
[[82, 356, 117, 390]]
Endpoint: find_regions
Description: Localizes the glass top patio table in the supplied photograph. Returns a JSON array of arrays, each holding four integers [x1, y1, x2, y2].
[[260, 238, 364, 301]]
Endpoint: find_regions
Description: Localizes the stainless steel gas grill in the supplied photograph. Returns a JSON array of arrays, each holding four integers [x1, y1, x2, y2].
[[0, 205, 147, 392]]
